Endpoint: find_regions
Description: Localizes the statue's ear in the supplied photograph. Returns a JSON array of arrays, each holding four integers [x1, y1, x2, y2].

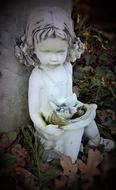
[[14, 44, 24, 64], [68, 37, 84, 62]]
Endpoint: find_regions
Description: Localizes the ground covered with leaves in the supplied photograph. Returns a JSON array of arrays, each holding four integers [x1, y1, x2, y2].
[[0, 4, 116, 190], [0, 124, 116, 190]]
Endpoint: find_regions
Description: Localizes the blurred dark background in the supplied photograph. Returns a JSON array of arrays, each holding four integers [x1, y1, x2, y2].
[[73, 0, 116, 43], [1, 0, 116, 42]]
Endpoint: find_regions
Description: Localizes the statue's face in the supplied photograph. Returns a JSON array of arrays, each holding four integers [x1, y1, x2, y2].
[[34, 38, 68, 66]]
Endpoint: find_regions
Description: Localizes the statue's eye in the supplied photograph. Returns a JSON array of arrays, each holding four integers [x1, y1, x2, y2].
[[45, 50, 51, 53], [57, 50, 65, 53], [41, 50, 51, 53]]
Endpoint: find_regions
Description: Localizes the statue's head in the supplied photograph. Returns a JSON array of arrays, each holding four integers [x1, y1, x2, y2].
[[15, 6, 84, 67]]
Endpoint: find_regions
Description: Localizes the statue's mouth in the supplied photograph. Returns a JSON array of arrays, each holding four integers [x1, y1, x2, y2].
[[47, 63, 61, 68]]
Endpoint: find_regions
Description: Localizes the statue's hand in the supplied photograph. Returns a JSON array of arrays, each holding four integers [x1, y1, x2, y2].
[[46, 124, 64, 136]]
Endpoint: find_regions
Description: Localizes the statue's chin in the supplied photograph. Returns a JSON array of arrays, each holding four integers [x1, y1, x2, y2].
[[41, 63, 62, 69]]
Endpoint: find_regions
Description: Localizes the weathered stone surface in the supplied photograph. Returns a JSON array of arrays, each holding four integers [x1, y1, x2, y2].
[[0, 1, 35, 132], [0, 0, 72, 132]]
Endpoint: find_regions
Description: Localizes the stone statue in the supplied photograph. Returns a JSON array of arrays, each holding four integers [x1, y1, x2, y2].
[[15, 6, 115, 163]]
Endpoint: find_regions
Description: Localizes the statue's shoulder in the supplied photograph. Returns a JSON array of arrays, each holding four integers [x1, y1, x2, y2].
[[29, 66, 43, 84], [30, 66, 42, 77], [65, 62, 72, 73]]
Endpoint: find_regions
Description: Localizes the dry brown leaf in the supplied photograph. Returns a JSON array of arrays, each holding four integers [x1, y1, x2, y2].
[[73, 85, 80, 97], [0, 131, 18, 151], [77, 158, 94, 190], [42, 187, 49, 190], [39, 162, 51, 172], [111, 127, 116, 135], [77, 159, 87, 174], [87, 149, 103, 170], [0, 133, 10, 150], [60, 155, 78, 185], [97, 109, 116, 123], [54, 175, 68, 190], [78, 149, 103, 176], [11, 144, 28, 159], [15, 167, 39, 190], [77, 149, 103, 189], [11, 144, 28, 167]]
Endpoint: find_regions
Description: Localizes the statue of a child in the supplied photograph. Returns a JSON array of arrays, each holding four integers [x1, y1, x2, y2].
[[15, 7, 115, 163]]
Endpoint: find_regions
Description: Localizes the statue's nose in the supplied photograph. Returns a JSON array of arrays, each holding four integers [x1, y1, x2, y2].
[[50, 54, 57, 62]]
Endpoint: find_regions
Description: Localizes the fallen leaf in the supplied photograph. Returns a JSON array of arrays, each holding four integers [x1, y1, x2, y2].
[[111, 127, 116, 135], [78, 149, 103, 175], [73, 85, 80, 97], [11, 144, 28, 159], [7, 131, 17, 141], [87, 148, 103, 171], [0, 152, 17, 167], [15, 167, 39, 190], [42, 187, 49, 190], [97, 109, 116, 123], [11, 144, 28, 167], [0, 131, 17, 151], [54, 175, 68, 189], [0, 133, 10, 150], [39, 162, 51, 172], [77, 149, 103, 189], [60, 155, 78, 185]]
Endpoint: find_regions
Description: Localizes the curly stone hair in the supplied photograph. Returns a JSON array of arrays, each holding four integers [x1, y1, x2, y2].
[[15, 6, 84, 67]]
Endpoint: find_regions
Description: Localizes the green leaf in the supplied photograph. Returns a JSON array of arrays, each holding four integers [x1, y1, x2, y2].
[[99, 52, 109, 63], [84, 52, 97, 65], [39, 168, 59, 187], [97, 124, 113, 139], [110, 120, 116, 128], [103, 120, 116, 128], [91, 77, 101, 87], [74, 66, 84, 80], [95, 66, 115, 80], [22, 125, 44, 165], [7, 131, 17, 141], [102, 97, 116, 111]]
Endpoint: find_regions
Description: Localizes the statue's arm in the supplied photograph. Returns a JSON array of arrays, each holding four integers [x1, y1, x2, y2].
[[28, 69, 46, 129], [28, 69, 64, 137]]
